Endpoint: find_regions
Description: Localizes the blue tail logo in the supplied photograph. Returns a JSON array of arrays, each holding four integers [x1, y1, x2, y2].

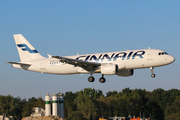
[[17, 44, 38, 53]]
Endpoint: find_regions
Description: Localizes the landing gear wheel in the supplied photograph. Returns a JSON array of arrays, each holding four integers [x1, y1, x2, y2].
[[88, 76, 95, 82], [151, 74, 156, 78], [99, 77, 106, 83]]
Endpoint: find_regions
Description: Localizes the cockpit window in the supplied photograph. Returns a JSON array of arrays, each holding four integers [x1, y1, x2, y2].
[[158, 52, 168, 55]]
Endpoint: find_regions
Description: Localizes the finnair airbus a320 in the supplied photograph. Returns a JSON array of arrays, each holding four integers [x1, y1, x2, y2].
[[7, 34, 175, 83]]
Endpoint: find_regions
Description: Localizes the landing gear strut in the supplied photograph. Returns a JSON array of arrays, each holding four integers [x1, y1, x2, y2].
[[99, 75, 106, 83], [88, 70, 95, 82], [150, 67, 156, 78]]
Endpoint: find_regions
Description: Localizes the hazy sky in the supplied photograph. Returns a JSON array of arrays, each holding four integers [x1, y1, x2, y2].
[[0, 1, 179, 99]]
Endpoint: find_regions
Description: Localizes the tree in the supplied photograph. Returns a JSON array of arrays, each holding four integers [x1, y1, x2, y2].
[[67, 111, 84, 120], [122, 88, 132, 95], [33, 97, 45, 109], [22, 97, 44, 117], [64, 91, 77, 119], [106, 91, 118, 97], [165, 96, 180, 119], [145, 100, 164, 120], [28, 97, 37, 104], [96, 95, 108, 119], [74, 90, 97, 120], [14, 97, 27, 119], [22, 103, 32, 117], [0, 95, 15, 116], [83, 88, 103, 99], [165, 112, 180, 120]]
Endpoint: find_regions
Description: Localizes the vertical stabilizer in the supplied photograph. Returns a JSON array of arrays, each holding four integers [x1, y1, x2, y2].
[[13, 34, 44, 61]]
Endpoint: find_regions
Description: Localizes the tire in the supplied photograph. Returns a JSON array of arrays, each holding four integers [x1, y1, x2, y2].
[[88, 76, 95, 82], [151, 74, 156, 78], [99, 77, 106, 83]]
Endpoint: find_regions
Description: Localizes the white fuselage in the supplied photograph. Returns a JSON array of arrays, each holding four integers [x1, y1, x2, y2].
[[12, 49, 175, 75]]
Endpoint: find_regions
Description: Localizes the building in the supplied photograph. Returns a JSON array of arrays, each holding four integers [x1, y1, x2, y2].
[[31, 107, 45, 117]]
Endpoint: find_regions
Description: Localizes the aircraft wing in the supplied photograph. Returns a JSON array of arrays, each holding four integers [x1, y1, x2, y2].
[[52, 56, 101, 71]]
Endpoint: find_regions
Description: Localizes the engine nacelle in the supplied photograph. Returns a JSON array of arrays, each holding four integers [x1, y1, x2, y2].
[[101, 64, 118, 75], [117, 69, 134, 77]]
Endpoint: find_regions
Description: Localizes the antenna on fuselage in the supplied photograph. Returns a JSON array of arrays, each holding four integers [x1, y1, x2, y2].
[[148, 47, 151, 49], [47, 54, 52, 58]]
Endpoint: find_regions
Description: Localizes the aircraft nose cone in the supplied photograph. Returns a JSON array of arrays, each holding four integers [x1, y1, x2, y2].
[[168, 55, 175, 64]]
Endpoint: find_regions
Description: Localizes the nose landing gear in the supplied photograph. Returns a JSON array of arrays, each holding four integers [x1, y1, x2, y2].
[[150, 67, 156, 78]]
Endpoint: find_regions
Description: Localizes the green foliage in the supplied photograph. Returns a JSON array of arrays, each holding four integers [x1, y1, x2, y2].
[[106, 91, 118, 97], [165, 111, 180, 120], [22, 97, 44, 117], [1, 88, 180, 120], [74, 88, 99, 120], [64, 88, 180, 120], [67, 111, 84, 120], [165, 96, 180, 120], [0, 95, 15, 116], [14, 97, 27, 119], [64, 91, 77, 117], [22, 103, 31, 117], [122, 88, 132, 94]]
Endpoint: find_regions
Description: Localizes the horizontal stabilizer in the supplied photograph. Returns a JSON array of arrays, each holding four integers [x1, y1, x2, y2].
[[6, 62, 31, 66]]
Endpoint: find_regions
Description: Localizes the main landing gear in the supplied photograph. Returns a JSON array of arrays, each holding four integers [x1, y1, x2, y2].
[[150, 67, 156, 78], [88, 75, 106, 83]]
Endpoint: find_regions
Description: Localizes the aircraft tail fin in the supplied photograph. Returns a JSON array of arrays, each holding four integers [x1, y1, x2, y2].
[[13, 34, 44, 62]]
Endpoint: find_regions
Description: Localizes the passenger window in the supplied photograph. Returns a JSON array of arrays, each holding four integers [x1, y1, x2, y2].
[[158, 52, 161, 55]]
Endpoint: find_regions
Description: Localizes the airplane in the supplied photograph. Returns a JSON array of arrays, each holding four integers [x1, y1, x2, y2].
[[7, 34, 175, 83]]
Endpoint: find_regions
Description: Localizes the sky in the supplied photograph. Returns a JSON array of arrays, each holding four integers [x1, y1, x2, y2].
[[0, 1, 180, 99]]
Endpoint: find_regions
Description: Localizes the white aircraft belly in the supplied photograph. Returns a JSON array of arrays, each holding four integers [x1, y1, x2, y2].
[[46, 64, 78, 74]]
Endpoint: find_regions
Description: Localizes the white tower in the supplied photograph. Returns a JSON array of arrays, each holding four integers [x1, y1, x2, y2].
[[52, 94, 58, 116], [45, 93, 51, 116], [59, 94, 64, 118]]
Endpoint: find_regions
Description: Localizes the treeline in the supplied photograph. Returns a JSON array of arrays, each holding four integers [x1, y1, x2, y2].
[[63, 88, 180, 120], [0, 95, 44, 119], [0, 88, 180, 120]]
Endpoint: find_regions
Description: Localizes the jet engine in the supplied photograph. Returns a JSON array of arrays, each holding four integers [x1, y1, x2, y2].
[[117, 69, 134, 77], [101, 64, 118, 75]]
